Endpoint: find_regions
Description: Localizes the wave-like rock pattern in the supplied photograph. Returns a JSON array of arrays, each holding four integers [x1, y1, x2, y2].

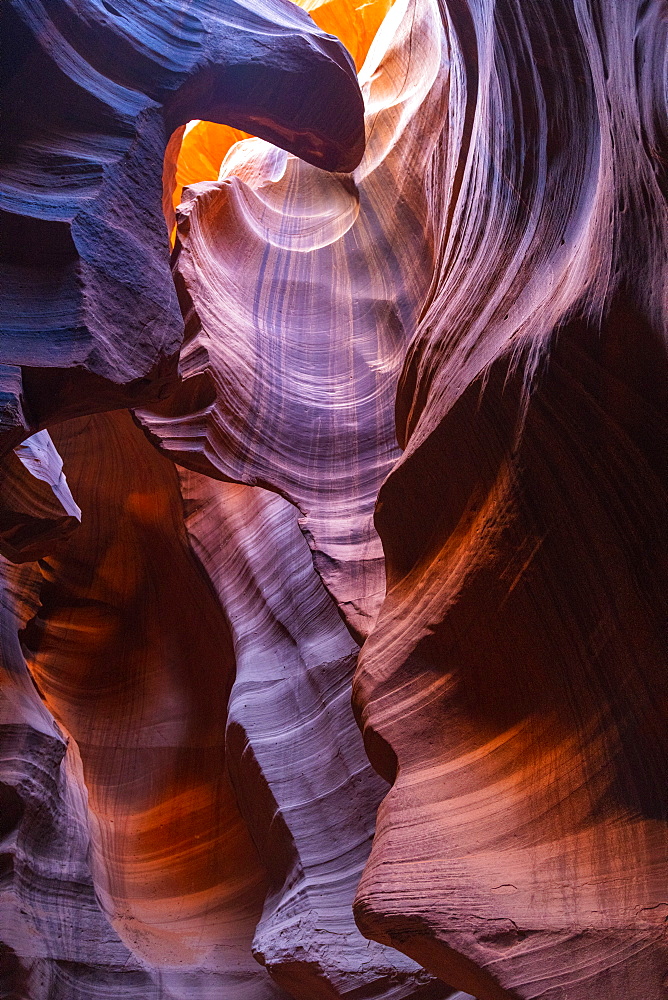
[[178, 468, 452, 998], [352, 1, 668, 998], [4, 408, 456, 999], [166, 0, 392, 224], [0, 408, 453, 999], [139, 0, 449, 639], [19, 410, 288, 1000], [0, 0, 364, 453], [0, 443, 162, 999], [2, 0, 666, 997]]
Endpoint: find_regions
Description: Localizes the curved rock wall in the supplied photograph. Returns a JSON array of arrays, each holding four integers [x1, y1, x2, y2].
[[1, 0, 666, 998], [352, 1, 668, 997], [0, 0, 364, 450], [140, 0, 449, 639]]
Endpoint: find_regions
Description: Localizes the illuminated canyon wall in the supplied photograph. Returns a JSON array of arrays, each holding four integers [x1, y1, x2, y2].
[[1, 1, 667, 999]]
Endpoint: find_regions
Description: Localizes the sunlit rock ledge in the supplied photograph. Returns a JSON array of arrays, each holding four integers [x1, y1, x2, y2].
[[1, 0, 667, 999]]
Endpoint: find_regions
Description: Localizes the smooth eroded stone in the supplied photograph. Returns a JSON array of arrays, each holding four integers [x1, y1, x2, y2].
[[0, 0, 365, 453], [139, 0, 449, 640], [0, 431, 81, 564], [352, 1, 668, 997], [177, 467, 453, 998], [19, 410, 285, 998]]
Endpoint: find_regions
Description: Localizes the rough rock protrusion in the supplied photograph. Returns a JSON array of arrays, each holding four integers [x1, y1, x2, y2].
[[0, 0, 364, 453]]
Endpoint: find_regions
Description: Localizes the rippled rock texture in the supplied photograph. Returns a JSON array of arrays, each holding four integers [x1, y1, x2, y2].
[[351, 2, 668, 999], [2, 0, 667, 998], [0, 0, 364, 451]]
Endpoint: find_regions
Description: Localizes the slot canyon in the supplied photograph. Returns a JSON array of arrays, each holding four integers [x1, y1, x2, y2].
[[0, 0, 666, 998]]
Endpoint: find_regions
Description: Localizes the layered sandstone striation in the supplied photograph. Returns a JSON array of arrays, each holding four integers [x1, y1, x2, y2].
[[0, 0, 364, 451], [352, 1, 668, 998], [1, 0, 666, 999], [141, 0, 449, 639]]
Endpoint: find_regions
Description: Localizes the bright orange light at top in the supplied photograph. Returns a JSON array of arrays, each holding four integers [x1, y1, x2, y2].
[[300, 0, 393, 71], [171, 120, 248, 219], [170, 0, 393, 224]]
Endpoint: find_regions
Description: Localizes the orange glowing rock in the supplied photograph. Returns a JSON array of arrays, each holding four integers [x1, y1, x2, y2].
[[4, 0, 668, 998], [171, 121, 251, 219]]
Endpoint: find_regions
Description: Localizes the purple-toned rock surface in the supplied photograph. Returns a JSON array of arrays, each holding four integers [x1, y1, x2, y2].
[[0, 0, 364, 450], [1, 0, 667, 998], [352, 1, 668, 997]]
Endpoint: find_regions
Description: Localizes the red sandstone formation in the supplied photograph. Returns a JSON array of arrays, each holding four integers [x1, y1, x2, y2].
[[352, 2, 668, 998], [1, 0, 667, 998]]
